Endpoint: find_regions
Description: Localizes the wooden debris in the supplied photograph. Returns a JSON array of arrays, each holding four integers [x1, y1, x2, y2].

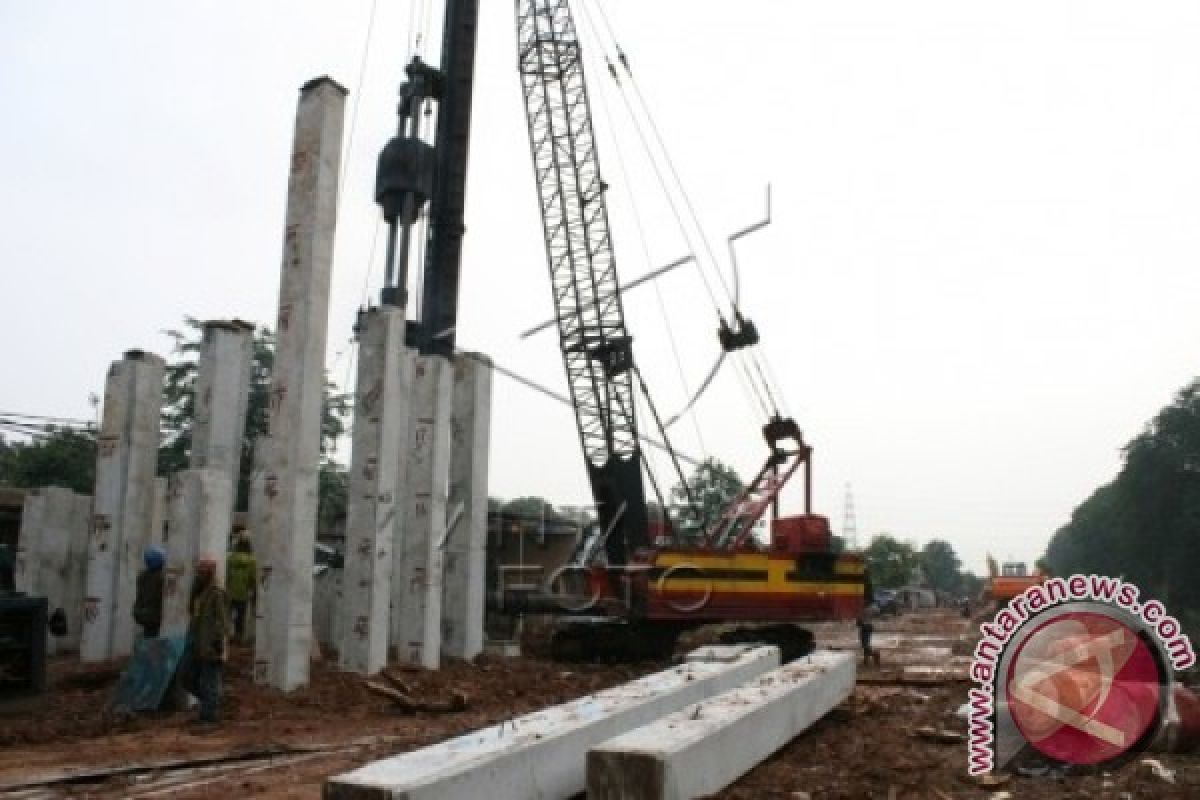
[[364, 680, 469, 714], [912, 726, 966, 744]]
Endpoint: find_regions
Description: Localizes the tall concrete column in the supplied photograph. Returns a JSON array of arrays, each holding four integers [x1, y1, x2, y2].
[[252, 76, 347, 691], [16, 488, 92, 654], [339, 308, 414, 673], [442, 353, 492, 661], [161, 469, 232, 638], [191, 318, 254, 482], [82, 350, 164, 662], [393, 355, 453, 669]]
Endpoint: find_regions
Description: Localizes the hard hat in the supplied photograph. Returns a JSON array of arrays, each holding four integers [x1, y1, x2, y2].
[[196, 555, 218, 573], [144, 545, 166, 570]]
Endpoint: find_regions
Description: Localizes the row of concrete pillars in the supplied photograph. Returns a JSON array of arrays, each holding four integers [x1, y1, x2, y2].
[[15, 76, 493, 690]]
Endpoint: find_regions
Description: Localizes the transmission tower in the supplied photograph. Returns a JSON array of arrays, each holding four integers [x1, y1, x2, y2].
[[841, 482, 858, 551]]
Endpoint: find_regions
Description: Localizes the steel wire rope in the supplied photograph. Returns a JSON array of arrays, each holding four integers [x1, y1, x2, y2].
[[581, 0, 789, 420], [571, 3, 710, 463], [573, 1, 724, 319], [578, 0, 781, 421], [575, 0, 774, 424]]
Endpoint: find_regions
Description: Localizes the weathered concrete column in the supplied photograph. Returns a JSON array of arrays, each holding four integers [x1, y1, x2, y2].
[[17, 488, 92, 654], [14, 490, 47, 597], [339, 308, 414, 673], [161, 469, 233, 637], [392, 355, 453, 669], [441, 353, 492, 661], [251, 76, 347, 691], [17, 488, 93, 654], [82, 350, 164, 662], [191, 320, 254, 480]]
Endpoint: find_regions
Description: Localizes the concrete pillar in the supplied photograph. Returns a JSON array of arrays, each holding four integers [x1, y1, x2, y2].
[[441, 353, 492, 661], [252, 76, 347, 691], [58, 491, 93, 653], [191, 319, 254, 483], [161, 469, 234, 638], [82, 350, 164, 662], [392, 355, 453, 669], [16, 488, 92, 654], [14, 490, 46, 596], [150, 477, 168, 547], [339, 308, 413, 673]]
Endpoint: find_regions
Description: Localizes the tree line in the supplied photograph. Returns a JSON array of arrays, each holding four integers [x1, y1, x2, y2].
[[1044, 378, 1200, 636]]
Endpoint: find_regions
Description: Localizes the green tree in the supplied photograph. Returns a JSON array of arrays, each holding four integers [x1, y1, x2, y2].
[[864, 534, 918, 589], [919, 539, 963, 593], [501, 496, 559, 520], [672, 457, 744, 535], [0, 428, 96, 494], [159, 317, 350, 514], [1043, 378, 1200, 636]]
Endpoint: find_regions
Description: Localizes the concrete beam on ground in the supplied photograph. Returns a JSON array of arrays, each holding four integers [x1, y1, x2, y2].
[[392, 355, 452, 669], [82, 350, 164, 662], [161, 468, 235, 638], [322, 645, 781, 800], [441, 353, 491, 661], [340, 307, 413, 673], [252, 75, 346, 691], [588, 650, 857, 800]]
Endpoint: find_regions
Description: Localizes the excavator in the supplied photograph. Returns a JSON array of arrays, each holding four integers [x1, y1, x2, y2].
[[374, 0, 867, 661]]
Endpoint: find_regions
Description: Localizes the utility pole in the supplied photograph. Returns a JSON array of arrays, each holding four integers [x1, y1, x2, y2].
[[841, 482, 858, 551]]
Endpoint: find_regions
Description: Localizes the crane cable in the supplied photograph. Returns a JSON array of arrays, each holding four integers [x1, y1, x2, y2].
[[575, 0, 776, 424], [573, 8, 711, 462], [580, 0, 789, 422]]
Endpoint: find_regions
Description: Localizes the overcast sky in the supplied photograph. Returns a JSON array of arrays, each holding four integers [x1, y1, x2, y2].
[[3, 1, 1200, 575]]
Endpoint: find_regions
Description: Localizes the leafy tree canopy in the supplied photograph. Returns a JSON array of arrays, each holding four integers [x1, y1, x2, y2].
[[672, 457, 744, 534], [0, 429, 96, 494], [1044, 378, 1200, 632], [919, 539, 963, 594], [864, 534, 918, 589]]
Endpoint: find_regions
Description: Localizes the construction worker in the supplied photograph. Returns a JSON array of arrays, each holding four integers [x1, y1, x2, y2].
[[857, 569, 880, 667], [133, 545, 166, 638], [226, 534, 257, 642], [187, 556, 230, 726]]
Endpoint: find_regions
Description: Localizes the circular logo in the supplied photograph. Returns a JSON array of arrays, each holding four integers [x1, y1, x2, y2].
[[1005, 610, 1166, 766]]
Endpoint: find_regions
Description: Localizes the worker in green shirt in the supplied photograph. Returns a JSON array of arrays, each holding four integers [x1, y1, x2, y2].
[[226, 534, 257, 643]]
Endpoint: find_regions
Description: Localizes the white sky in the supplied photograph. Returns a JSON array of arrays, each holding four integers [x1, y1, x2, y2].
[[3, 1, 1199, 576]]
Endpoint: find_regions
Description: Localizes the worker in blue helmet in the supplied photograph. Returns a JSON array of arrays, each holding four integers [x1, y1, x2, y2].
[[133, 545, 166, 638]]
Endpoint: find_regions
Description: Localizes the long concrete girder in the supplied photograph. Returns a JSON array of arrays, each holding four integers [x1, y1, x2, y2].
[[323, 645, 781, 800], [588, 650, 857, 800]]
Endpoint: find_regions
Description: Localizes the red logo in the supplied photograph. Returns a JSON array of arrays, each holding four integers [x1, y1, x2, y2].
[[1005, 611, 1164, 766]]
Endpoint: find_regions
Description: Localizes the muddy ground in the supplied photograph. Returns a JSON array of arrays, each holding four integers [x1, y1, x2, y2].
[[0, 610, 1195, 798]]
